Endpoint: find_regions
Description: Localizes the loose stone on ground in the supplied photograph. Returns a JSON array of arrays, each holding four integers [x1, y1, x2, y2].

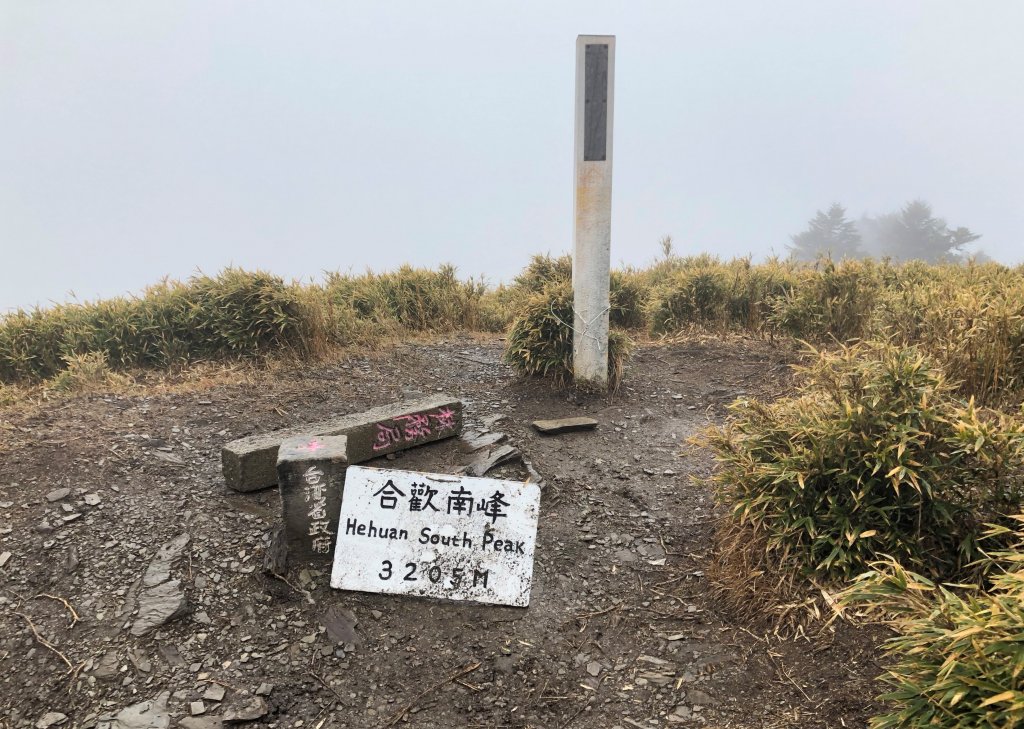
[[531, 417, 599, 435], [131, 534, 190, 636]]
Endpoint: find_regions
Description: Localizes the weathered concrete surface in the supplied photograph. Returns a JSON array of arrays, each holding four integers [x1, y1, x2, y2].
[[277, 435, 348, 564], [222, 396, 463, 492], [573, 35, 615, 388], [532, 416, 599, 435]]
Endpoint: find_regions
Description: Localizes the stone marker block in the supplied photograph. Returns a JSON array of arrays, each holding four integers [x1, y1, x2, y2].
[[532, 416, 599, 435], [222, 396, 463, 492], [277, 435, 349, 563]]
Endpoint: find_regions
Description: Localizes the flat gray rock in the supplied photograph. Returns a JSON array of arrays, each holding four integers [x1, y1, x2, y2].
[[466, 444, 521, 477], [179, 718, 224, 729], [35, 713, 67, 729], [151, 451, 185, 466], [459, 430, 506, 451], [110, 694, 171, 729], [143, 534, 190, 587], [320, 605, 359, 645], [131, 580, 187, 637], [222, 695, 268, 724], [45, 488, 71, 503], [532, 417, 598, 435]]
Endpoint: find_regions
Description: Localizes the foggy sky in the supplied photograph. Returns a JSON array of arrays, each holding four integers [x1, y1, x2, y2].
[[2, 1, 1023, 312]]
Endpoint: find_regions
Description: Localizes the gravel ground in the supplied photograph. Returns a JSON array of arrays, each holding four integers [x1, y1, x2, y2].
[[0, 336, 883, 729]]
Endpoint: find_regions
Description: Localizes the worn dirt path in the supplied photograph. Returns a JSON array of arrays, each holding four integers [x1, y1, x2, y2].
[[0, 336, 881, 729]]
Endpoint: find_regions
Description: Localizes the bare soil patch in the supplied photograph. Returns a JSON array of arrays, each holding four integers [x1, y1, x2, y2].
[[0, 336, 883, 729]]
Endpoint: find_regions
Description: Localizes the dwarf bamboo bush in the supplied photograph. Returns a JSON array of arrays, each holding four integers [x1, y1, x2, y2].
[[647, 263, 731, 333], [872, 262, 1024, 405], [513, 254, 573, 293], [768, 258, 882, 341], [840, 517, 1024, 728], [646, 255, 799, 335], [324, 264, 484, 332], [509, 254, 650, 330], [4, 255, 1023, 396], [475, 284, 519, 333], [503, 281, 631, 390], [703, 342, 1024, 581], [0, 269, 314, 382], [47, 351, 130, 393]]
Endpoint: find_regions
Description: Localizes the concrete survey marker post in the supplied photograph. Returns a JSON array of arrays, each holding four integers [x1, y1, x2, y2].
[[330, 466, 541, 607], [277, 435, 349, 563], [573, 35, 615, 389]]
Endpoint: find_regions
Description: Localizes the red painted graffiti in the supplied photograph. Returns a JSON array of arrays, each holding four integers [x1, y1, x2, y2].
[[370, 407, 458, 451], [394, 413, 432, 440], [371, 423, 403, 451], [430, 406, 457, 431]]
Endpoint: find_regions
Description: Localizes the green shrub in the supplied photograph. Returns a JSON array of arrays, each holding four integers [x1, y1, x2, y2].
[[47, 351, 129, 393], [768, 258, 881, 341], [475, 284, 518, 333], [725, 257, 799, 332], [506, 254, 650, 331], [644, 255, 800, 336], [609, 270, 650, 329], [648, 264, 731, 334], [512, 254, 573, 293], [703, 341, 1024, 581], [872, 263, 1024, 405], [504, 281, 631, 391], [841, 517, 1024, 728], [324, 264, 482, 332], [0, 269, 313, 383]]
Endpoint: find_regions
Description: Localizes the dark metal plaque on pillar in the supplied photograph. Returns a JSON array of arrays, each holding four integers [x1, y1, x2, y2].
[[584, 43, 609, 161]]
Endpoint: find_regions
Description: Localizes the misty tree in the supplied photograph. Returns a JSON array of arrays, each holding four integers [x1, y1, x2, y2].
[[788, 203, 863, 261], [859, 200, 980, 263]]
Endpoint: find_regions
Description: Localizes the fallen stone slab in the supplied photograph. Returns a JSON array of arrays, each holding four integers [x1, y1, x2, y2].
[[131, 579, 187, 637], [35, 713, 67, 729], [277, 435, 348, 563], [466, 444, 521, 477], [45, 488, 71, 503], [262, 526, 288, 576], [143, 533, 190, 587], [532, 417, 599, 435], [132, 535, 190, 636], [103, 693, 171, 729], [179, 718, 223, 729], [320, 604, 359, 645], [459, 430, 506, 451], [222, 396, 463, 492], [222, 694, 268, 724]]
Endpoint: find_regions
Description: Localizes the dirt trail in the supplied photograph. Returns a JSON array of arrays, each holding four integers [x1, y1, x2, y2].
[[0, 337, 881, 728]]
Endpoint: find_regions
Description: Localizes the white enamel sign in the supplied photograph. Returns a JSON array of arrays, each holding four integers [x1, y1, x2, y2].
[[330, 466, 541, 607]]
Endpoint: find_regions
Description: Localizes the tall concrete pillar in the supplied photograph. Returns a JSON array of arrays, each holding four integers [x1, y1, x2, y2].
[[572, 35, 615, 389]]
